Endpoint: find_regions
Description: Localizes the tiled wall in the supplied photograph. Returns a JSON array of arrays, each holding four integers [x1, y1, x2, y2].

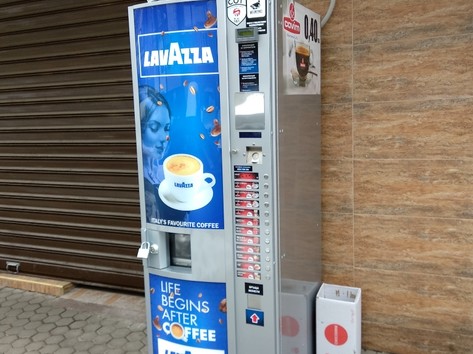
[[299, 0, 473, 353]]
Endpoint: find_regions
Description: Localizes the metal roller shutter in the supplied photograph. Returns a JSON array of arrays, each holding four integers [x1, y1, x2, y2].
[[0, 0, 144, 291]]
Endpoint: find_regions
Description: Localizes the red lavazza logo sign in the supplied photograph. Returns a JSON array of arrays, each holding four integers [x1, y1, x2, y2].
[[283, 3, 300, 34]]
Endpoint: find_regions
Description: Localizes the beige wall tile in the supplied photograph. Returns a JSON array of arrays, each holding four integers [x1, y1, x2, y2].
[[355, 269, 473, 336], [353, 0, 473, 45], [320, 0, 353, 48], [313, 0, 473, 351], [354, 98, 473, 159], [322, 263, 354, 285], [322, 212, 353, 266], [354, 215, 473, 277], [322, 159, 353, 213], [322, 103, 352, 159], [354, 34, 473, 102], [354, 159, 473, 219], [321, 46, 353, 104], [363, 321, 473, 354]]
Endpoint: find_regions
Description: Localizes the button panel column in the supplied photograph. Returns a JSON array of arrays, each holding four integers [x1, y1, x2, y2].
[[233, 166, 272, 281]]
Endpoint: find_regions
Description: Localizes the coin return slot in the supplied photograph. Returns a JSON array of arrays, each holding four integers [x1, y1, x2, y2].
[[247, 146, 263, 164]]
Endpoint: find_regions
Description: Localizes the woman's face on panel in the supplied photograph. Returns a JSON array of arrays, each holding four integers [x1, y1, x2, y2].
[[142, 104, 170, 160]]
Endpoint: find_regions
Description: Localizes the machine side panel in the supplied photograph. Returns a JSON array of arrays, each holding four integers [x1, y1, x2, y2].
[[277, 0, 322, 283], [277, 95, 322, 282], [277, 2, 322, 354]]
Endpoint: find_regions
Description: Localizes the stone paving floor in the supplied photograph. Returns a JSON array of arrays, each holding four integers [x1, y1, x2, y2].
[[0, 284, 387, 354], [0, 285, 147, 354]]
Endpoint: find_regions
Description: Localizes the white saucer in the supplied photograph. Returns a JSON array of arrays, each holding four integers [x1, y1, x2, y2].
[[158, 179, 214, 211]]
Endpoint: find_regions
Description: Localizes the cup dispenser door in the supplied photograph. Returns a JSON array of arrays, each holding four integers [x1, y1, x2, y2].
[[169, 233, 191, 268]]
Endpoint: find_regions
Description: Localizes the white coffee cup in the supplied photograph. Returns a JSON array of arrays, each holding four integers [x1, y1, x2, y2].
[[163, 154, 216, 203]]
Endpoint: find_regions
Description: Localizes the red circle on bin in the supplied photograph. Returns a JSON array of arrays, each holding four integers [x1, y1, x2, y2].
[[325, 324, 348, 346], [281, 316, 299, 337]]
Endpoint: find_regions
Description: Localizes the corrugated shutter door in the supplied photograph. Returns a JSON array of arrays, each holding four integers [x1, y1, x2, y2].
[[0, 0, 144, 291]]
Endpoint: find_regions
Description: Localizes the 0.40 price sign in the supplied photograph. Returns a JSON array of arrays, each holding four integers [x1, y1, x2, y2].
[[303, 15, 320, 43]]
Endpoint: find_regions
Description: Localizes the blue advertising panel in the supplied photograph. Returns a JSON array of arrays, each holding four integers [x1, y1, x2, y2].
[[149, 274, 228, 354], [132, 1, 223, 230]]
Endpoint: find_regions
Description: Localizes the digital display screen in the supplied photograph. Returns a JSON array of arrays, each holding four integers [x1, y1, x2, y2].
[[236, 27, 258, 42], [239, 132, 262, 138], [234, 172, 259, 180], [238, 28, 255, 37]]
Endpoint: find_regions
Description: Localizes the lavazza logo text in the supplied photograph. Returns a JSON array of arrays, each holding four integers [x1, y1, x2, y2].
[[143, 42, 214, 67], [174, 181, 193, 188]]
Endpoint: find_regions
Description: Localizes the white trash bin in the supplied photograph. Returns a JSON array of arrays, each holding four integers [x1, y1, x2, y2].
[[281, 279, 320, 354], [316, 283, 361, 354]]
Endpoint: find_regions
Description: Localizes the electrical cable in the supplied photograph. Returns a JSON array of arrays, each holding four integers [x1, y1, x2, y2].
[[321, 0, 336, 28]]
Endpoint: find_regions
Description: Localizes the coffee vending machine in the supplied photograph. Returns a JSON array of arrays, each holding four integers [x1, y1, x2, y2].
[[129, 0, 321, 353]]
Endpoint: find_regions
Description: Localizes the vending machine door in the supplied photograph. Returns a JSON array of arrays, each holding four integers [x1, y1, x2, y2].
[[129, 1, 233, 353]]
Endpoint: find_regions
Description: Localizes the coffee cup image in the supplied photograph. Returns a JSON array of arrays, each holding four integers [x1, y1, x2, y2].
[[295, 42, 310, 80], [162, 321, 187, 342], [170, 322, 186, 340], [162, 154, 216, 205], [290, 41, 317, 87]]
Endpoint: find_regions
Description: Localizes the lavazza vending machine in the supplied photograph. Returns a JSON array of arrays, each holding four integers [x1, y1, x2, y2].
[[129, 0, 321, 353]]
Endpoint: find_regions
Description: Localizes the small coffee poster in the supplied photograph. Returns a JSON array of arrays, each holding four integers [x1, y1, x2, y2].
[[131, 0, 224, 230], [149, 274, 228, 354], [282, 0, 321, 95]]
